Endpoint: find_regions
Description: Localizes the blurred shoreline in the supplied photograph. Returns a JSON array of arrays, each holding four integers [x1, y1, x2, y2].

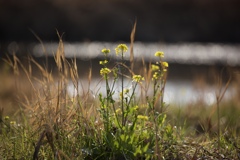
[[3, 42, 240, 66]]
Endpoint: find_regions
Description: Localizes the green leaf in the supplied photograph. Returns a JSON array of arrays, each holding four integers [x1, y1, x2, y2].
[[142, 142, 150, 153]]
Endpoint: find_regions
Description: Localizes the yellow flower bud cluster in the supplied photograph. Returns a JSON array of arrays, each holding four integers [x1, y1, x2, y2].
[[137, 115, 149, 121], [115, 44, 128, 56], [152, 72, 160, 80], [100, 48, 111, 79], [151, 64, 160, 71], [154, 51, 164, 58], [99, 60, 108, 65], [115, 108, 122, 115], [119, 88, 130, 99], [152, 51, 169, 80], [132, 75, 144, 83], [100, 68, 111, 76], [161, 61, 168, 72], [101, 48, 110, 56]]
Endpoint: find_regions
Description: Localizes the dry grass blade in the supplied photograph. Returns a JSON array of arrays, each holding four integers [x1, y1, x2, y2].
[[33, 124, 56, 160], [56, 150, 71, 160], [55, 31, 69, 78], [130, 19, 137, 70], [140, 59, 152, 99], [29, 28, 48, 69], [30, 57, 53, 81], [33, 130, 47, 160], [69, 58, 79, 91], [8, 55, 38, 94], [88, 67, 92, 91]]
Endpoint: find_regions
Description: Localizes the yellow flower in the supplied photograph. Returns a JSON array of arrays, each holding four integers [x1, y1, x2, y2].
[[152, 72, 160, 80], [133, 105, 139, 111], [101, 104, 107, 109], [151, 64, 160, 71], [101, 48, 110, 56], [154, 51, 164, 57], [124, 88, 129, 94], [115, 44, 128, 56], [100, 68, 111, 76], [116, 108, 122, 115], [119, 89, 129, 99], [4, 116, 9, 120], [10, 121, 16, 125], [162, 62, 168, 68], [137, 115, 148, 121], [119, 92, 123, 99], [132, 75, 144, 83], [99, 60, 108, 65]]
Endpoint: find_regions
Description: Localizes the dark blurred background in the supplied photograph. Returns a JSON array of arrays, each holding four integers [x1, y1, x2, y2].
[[1, 0, 240, 44]]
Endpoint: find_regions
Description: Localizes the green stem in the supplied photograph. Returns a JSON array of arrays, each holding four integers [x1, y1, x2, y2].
[[111, 79, 122, 130], [127, 83, 137, 107], [121, 51, 124, 127], [124, 83, 138, 125], [217, 96, 220, 155], [152, 79, 160, 159], [105, 77, 110, 132], [152, 79, 158, 110]]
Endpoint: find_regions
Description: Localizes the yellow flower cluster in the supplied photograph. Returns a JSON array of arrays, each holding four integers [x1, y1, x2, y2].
[[133, 105, 139, 111], [119, 88, 130, 99], [124, 88, 130, 94], [10, 121, 16, 125], [4, 116, 9, 121], [132, 75, 144, 83], [100, 68, 111, 76], [162, 61, 168, 68], [137, 115, 149, 121], [99, 60, 108, 65], [115, 108, 122, 115], [101, 104, 107, 109], [151, 51, 169, 80], [152, 72, 160, 80], [101, 48, 110, 56], [162, 61, 168, 72], [115, 44, 128, 56], [154, 51, 164, 58], [151, 64, 160, 71]]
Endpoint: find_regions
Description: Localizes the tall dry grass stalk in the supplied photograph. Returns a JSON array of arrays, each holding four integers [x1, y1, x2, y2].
[[2, 33, 98, 159]]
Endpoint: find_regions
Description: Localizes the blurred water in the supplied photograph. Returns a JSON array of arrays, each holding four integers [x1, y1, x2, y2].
[[66, 78, 235, 106], [31, 42, 240, 65]]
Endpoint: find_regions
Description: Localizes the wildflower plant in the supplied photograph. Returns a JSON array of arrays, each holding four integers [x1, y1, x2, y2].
[[99, 48, 118, 134], [95, 44, 173, 159], [96, 44, 156, 158], [150, 51, 168, 112], [115, 44, 129, 126], [148, 51, 169, 159]]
